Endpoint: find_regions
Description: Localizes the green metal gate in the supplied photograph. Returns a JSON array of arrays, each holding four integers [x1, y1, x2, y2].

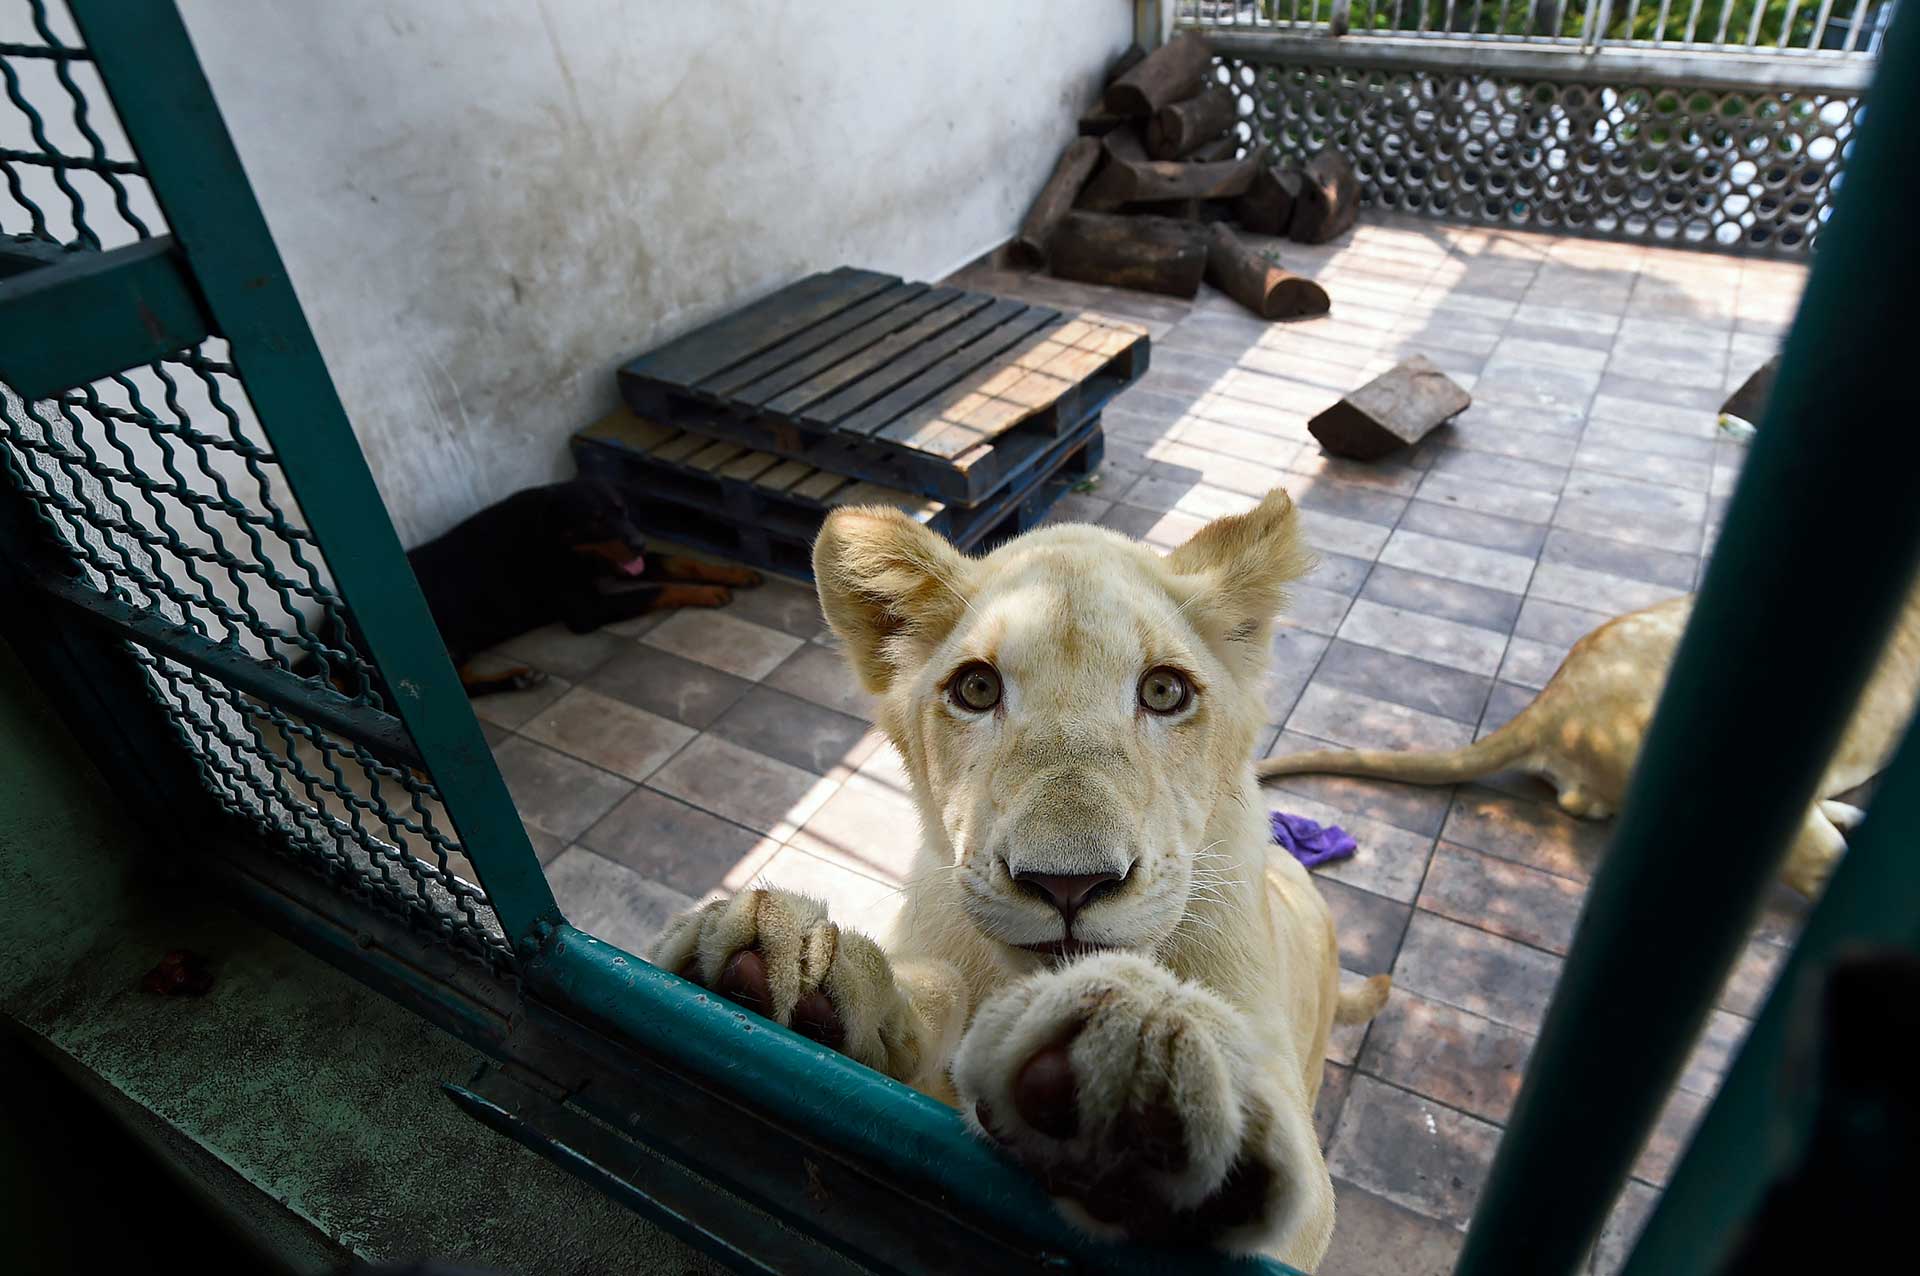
[[2, 1, 1915, 1273]]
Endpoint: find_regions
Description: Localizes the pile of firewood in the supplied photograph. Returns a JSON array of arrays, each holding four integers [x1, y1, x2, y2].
[[1012, 33, 1359, 321]]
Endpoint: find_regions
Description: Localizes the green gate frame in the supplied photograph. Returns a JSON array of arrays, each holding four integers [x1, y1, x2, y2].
[[2, 1, 1917, 1273]]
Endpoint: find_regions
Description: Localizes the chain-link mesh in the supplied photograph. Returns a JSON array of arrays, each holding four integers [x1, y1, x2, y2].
[[1, 4, 513, 971], [1219, 55, 1853, 254]]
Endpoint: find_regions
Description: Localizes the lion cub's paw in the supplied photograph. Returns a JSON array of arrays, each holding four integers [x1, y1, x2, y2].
[[651, 889, 924, 1083], [951, 952, 1322, 1252]]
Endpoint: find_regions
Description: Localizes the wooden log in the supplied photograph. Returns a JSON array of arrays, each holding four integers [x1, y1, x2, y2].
[[1048, 212, 1208, 299], [1146, 85, 1238, 159], [1204, 224, 1330, 320], [1102, 32, 1214, 117], [1078, 130, 1263, 212], [1078, 43, 1147, 134], [1288, 149, 1361, 244], [1232, 164, 1304, 236], [1118, 197, 1236, 223], [1187, 132, 1241, 164], [1012, 137, 1103, 268], [1720, 355, 1779, 425], [1307, 356, 1471, 461]]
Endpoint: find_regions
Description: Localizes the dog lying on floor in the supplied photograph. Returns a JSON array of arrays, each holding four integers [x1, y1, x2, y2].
[[1259, 585, 1920, 897], [303, 478, 761, 697], [653, 490, 1388, 1264]]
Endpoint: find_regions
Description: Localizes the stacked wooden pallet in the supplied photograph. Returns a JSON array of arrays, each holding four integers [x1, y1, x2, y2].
[[573, 266, 1148, 580]]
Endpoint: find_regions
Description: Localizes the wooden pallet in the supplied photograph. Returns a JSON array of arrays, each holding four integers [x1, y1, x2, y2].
[[573, 409, 1104, 582], [617, 266, 1146, 506]]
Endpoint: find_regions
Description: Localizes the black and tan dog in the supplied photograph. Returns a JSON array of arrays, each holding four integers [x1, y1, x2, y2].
[[304, 478, 759, 697]]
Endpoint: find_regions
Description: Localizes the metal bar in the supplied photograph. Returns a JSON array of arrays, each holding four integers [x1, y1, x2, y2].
[[1843, 0, 1869, 50], [65, 0, 559, 947], [1743, 0, 1768, 46], [0, 40, 89, 59], [1653, 0, 1673, 44], [1685, 0, 1707, 41], [1714, 0, 1735, 44], [1810, 0, 1839, 50], [446, 1069, 866, 1276], [1453, 4, 1920, 1271], [1197, 28, 1878, 91], [30, 569, 426, 769], [1620, 720, 1920, 1276], [0, 236, 210, 400], [524, 923, 1296, 1276], [1779, 0, 1805, 48], [0, 146, 140, 174]]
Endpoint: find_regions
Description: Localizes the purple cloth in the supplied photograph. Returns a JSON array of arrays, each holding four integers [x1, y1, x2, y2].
[[1271, 811, 1357, 869]]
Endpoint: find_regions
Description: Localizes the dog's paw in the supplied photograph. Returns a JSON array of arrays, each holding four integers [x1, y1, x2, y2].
[[951, 952, 1324, 1253], [651, 889, 925, 1082]]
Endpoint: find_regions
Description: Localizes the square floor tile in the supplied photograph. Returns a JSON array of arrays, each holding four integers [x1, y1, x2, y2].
[[1395, 910, 1563, 1035], [643, 609, 804, 681], [1317, 1178, 1466, 1276], [520, 685, 696, 782], [491, 736, 634, 843], [1262, 730, 1456, 838], [1327, 1075, 1502, 1229], [765, 642, 876, 720], [788, 773, 923, 885], [1289, 683, 1476, 754], [1379, 528, 1538, 595], [1319, 877, 1412, 975], [581, 785, 780, 899], [545, 846, 694, 960], [588, 645, 752, 729], [709, 684, 874, 779], [1338, 599, 1510, 678], [646, 733, 838, 841], [719, 578, 825, 638], [1359, 989, 1533, 1125], [1419, 842, 1586, 955], [1440, 786, 1610, 881], [495, 623, 627, 681], [1314, 639, 1492, 725]]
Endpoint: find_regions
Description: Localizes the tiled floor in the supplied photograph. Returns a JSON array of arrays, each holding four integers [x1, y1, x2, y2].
[[479, 214, 1813, 1273]]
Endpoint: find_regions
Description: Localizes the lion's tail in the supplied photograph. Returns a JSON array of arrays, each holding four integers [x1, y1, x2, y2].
[[1335, 974, 1391, 1025]]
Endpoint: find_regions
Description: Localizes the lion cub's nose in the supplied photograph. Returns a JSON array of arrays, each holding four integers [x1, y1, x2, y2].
[[1013, 869, 1125, 927]]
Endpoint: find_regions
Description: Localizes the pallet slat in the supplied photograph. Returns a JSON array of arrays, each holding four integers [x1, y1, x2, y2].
[[574, 418, 1105, 583], [617, 268, 1147, 506], [701, 282, 931, 399], [627, 267, 899, 386]]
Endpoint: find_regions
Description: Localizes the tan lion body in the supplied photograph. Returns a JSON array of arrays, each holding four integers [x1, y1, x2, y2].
[[654, 494, 1385, 1265], [1260, 589, 1920, 895]]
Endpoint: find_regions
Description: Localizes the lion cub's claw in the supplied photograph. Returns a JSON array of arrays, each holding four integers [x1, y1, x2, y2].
[[953, 953, 1309, 1250], [652, 888, 917, 1078]]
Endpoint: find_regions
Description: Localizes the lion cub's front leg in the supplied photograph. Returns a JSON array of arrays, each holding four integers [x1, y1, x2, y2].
[[652, 889, 944, 1085], [952, 952, 1331, 1257]]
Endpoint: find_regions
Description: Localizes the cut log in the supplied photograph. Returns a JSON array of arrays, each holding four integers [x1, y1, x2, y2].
[[1048, 212, 1208, 299], [1012, 137, 1103, 268], [1078, 130, 1264, 212], [1307, 356, 1471, 461], [1116, 198, 1233, 223], [1204, 224, 1330, 320], [1289, 149, 1361, 244], [1080, 42, 1148, 134], [1106, 42, 1147, 85], [1146, 85, 1238, 160], [1187, 132, 1241, 164], [1102, 32, 1214, 117], [1720, 355, 1779, 424], [1078, 109, 1130, 137], [1232, 164, 1304, 236]]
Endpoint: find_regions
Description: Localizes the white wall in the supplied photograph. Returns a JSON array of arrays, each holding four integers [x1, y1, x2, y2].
[[179, 1, 1135, 547]]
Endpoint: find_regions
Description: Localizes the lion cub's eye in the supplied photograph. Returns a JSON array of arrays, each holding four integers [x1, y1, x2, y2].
[[948, 662, 1003, 712], [1138, 666, 1192, 715]]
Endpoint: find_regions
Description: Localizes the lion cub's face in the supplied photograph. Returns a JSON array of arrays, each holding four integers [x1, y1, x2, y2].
[[815, 491, 1307, 967]]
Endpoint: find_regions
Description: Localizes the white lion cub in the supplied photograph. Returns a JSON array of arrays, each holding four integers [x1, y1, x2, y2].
[[652, 489, 1387, 1264]]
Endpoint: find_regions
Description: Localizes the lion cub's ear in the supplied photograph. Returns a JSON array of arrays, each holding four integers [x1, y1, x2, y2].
[[813, 506, 976, 694], [1164, 488, 1312, 667]]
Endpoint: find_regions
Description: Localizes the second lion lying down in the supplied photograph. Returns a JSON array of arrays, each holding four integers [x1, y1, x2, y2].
[[652, 490, 1386, 1265]]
